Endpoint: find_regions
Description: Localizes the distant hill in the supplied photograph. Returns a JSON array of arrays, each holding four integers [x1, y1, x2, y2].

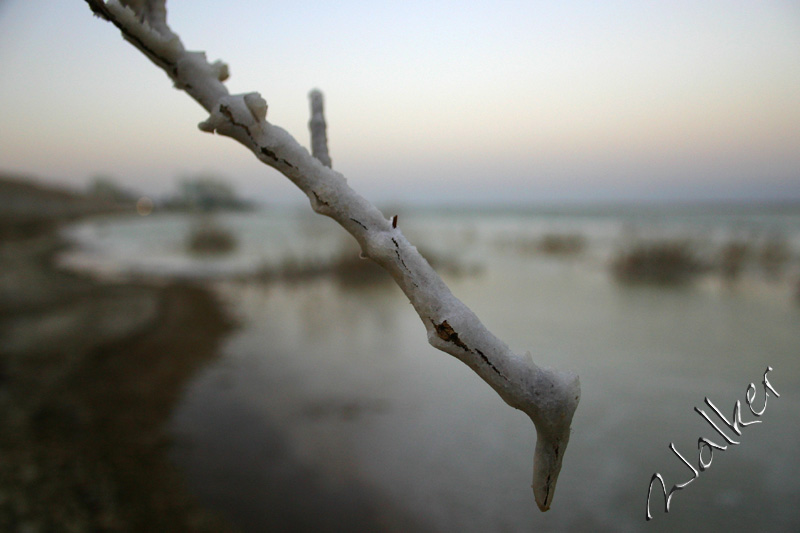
[[0, 172, 133, 239]]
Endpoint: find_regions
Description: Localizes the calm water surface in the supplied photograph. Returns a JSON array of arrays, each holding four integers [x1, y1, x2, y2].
[[65, 207, 800, 532]]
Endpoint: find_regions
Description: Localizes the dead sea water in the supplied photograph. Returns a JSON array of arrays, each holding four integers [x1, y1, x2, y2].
[[62, 206, 800, 532]]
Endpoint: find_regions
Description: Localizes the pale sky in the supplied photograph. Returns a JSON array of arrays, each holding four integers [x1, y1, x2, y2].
[[0, 1, 798, 205]]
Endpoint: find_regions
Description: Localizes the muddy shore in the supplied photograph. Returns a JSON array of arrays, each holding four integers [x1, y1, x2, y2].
[[0, 173, 236, 530], [0, 222, 238, 531]]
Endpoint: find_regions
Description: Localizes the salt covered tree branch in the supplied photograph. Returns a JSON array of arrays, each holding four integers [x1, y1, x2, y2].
[[84, 0, 580, 511]]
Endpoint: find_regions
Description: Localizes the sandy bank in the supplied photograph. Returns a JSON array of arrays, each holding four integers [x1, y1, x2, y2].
[[0, 216, 237, 530]]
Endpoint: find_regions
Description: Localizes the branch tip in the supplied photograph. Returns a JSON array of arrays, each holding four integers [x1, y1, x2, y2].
[[308, 89, 332, 168], [85, 0, 111, 19]]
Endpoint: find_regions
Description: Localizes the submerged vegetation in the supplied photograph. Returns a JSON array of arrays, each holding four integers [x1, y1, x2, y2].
[[718, 240, 750, 283], [248, 242, 477, 288], [186, 217, 238, 256], [611, 229, 797, 290], [538, 233, 586, 256], [758, 233, 791, 280], [611, 239, 706, 285], [496, 232, 586, 257]]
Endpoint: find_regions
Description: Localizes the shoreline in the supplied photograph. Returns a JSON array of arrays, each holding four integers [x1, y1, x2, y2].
[[0, 218, 237, 530], [0, 175, 437, 532]]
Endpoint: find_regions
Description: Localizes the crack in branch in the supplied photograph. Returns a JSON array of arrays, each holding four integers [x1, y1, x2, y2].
[[350, 218, 368, 231], [390, 238, 407, 270], [544, 474, 552, 506], [432, 321, 508, 380], [218, 105, 297, 170], [391, 237, 418, 287], [312, 191, 330, 207]]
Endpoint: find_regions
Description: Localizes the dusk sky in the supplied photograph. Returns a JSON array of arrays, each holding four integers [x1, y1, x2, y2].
[[1, 1, 798, 206]]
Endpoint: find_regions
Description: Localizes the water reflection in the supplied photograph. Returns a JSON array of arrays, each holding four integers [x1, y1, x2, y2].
[[59, 206, 800, 531], [171, 254, 800, 532]]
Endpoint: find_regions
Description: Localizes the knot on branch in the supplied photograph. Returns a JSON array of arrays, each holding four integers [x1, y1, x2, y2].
[[432, 320, 469, 351], [198, 93, 266, 134], [210, 60, 230, 82], [119, 0, 173, 39], [244, 93, 268, 122]]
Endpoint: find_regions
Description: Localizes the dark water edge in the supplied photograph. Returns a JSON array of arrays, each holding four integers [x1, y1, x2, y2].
[[0, 230, 236, 530]]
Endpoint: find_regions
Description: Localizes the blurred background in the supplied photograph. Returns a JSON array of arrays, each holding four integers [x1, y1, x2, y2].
[[1, 1, 799, 531]]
